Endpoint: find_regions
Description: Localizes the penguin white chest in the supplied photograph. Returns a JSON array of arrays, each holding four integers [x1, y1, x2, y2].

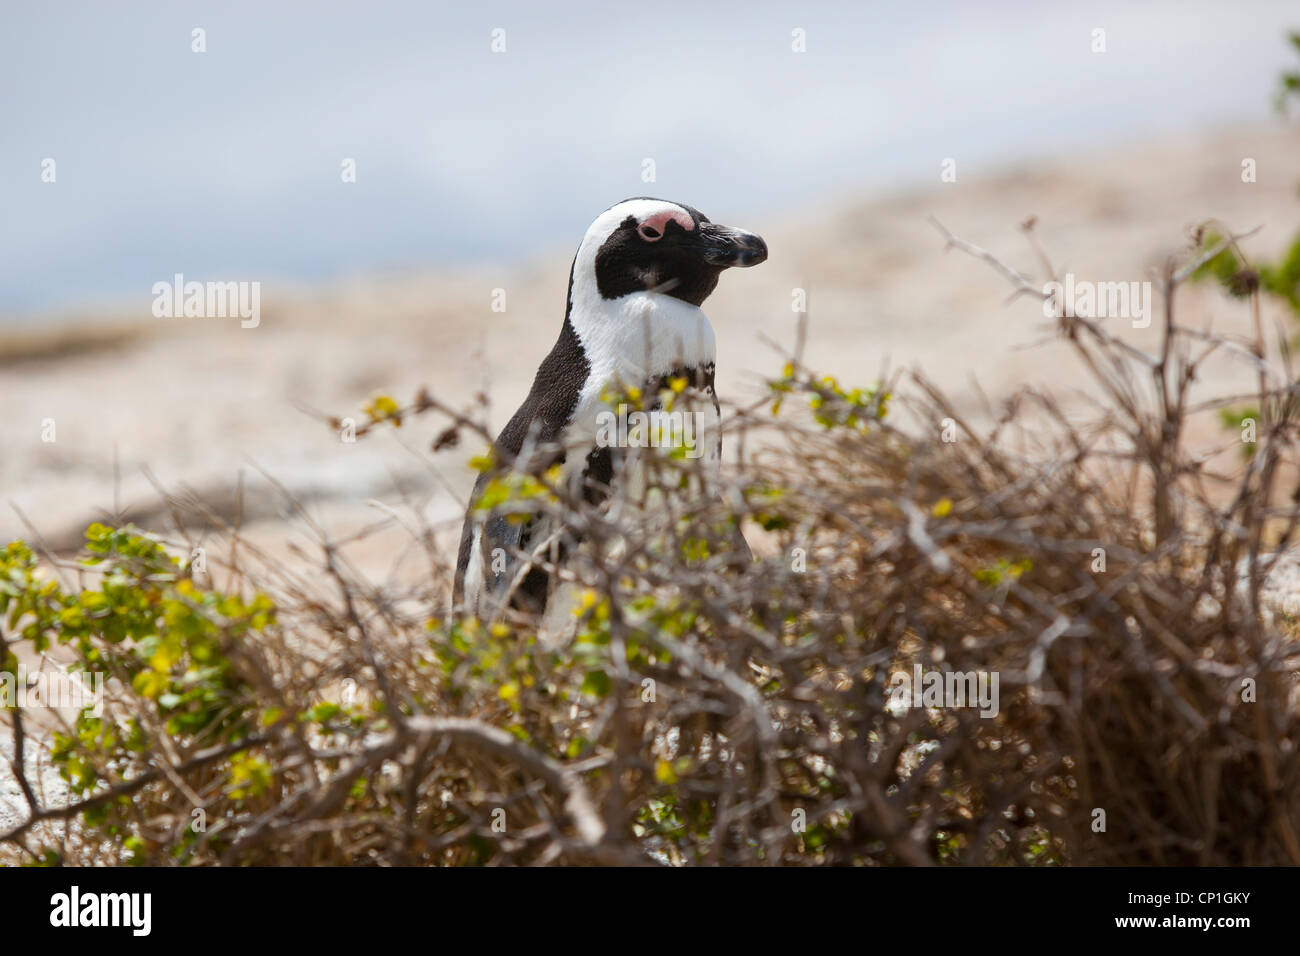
[[566, 291, 718, 447]]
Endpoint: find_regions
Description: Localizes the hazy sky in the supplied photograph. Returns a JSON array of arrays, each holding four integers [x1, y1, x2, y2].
[[2, 0, 1297, 318]]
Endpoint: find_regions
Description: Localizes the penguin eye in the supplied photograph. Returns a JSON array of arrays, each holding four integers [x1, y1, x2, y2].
[[637, 224, 662, 242]]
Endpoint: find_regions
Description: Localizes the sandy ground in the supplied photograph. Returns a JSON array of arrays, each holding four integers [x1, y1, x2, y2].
[[4, 122, 1297, 580]]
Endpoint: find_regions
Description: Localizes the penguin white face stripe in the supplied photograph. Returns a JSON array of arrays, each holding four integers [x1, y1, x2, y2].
[[571, 199, 695, 288], [580, 199, 693, 247]]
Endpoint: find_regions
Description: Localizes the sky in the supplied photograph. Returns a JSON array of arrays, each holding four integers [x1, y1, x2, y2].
[[2, 0, 1297, 319]]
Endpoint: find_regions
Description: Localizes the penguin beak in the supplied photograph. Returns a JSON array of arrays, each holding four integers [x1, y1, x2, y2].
[[694, 222, 768, 268]]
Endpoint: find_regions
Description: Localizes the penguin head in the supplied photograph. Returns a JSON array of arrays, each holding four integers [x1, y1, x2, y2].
[[572, 198, 767, 307]]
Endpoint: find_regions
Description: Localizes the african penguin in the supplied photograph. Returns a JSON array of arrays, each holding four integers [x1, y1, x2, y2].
[[454, 197, 767, 618]]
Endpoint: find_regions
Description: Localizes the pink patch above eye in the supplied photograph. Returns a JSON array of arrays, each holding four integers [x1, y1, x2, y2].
[[638, 209, 694, 240]]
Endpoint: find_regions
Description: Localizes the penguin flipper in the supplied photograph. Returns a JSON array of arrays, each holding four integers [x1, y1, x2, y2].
[[455, 470, 534, 614], [453, 314, 589, 614]]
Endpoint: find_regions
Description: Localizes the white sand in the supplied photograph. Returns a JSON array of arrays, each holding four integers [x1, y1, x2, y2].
[[5, 123, 1296, 574]]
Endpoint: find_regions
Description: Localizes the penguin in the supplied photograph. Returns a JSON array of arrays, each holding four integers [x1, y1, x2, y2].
[[454, 198, 767, 617]]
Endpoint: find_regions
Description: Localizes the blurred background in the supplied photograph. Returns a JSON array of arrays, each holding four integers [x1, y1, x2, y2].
[[3, 0, 1297, 316], [2, 0, 1298, 566]]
